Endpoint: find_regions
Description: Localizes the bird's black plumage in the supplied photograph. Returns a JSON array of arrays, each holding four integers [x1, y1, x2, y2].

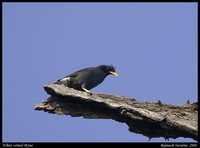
[[53, 65, 118, 92]]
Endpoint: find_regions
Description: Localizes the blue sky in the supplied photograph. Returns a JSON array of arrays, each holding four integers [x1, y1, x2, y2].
[[3, 2, 197, 142]]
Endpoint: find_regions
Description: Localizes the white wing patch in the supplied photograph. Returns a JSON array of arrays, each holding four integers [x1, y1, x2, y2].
[[60, 77, 70, 82], [51, 77, 71, 85]]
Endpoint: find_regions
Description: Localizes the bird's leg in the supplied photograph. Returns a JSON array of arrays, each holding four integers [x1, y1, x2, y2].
[[81, 84, 90, 93]]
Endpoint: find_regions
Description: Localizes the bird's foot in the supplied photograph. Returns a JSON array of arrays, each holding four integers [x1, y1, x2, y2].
[[81, 87, 91, 93]]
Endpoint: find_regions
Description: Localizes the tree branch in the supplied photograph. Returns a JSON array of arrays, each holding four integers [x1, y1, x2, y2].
[[34, 84, 198, 141]]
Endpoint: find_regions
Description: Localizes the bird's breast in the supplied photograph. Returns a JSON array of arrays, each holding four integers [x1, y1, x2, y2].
[[85, 72, 107, 89]]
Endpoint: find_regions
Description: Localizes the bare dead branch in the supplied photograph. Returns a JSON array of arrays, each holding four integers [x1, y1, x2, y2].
[[34, 84, 198, 141]]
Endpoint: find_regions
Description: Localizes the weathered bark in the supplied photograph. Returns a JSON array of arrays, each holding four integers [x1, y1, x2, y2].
[[34, 84, 198, 141]]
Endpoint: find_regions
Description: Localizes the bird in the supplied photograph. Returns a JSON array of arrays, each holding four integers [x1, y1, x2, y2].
[[52, 65, 118, 92]]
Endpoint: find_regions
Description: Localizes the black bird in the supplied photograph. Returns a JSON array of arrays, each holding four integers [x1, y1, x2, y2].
[[53, 65, 118, 92]]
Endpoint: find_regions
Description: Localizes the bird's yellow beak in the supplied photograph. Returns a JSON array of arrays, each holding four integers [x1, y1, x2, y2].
[[109, 71, 118, 76]]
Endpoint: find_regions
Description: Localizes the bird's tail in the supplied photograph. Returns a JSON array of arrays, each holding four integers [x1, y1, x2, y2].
[[51, 80, 64, 85], [50, 77, 70, 86]]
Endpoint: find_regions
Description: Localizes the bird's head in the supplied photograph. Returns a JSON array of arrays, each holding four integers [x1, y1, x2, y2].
[[99, 65, 118, 76]]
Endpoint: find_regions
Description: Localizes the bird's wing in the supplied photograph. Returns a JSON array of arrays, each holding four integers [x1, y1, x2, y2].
[[66, 67, 93, 78], [53, 67, 94, 85]]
